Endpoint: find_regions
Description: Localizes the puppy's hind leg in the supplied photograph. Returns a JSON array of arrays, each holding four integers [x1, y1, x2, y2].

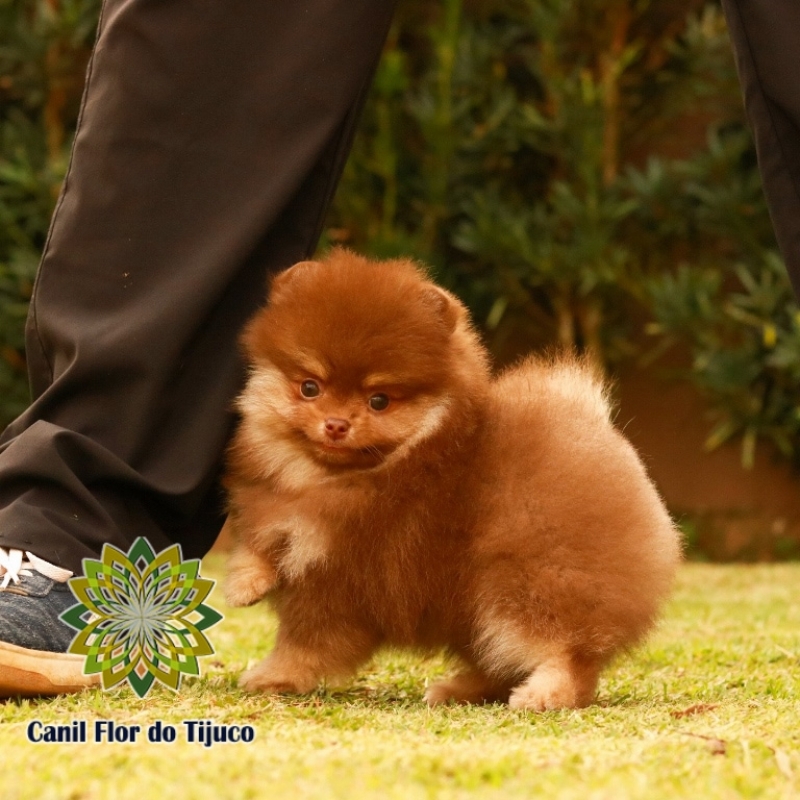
[[425, 669, 512, 706], [508, 651, 601, 712]]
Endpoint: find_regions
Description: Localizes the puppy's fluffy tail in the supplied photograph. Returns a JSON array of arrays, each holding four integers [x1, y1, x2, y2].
[[502, 352, 612, 425]]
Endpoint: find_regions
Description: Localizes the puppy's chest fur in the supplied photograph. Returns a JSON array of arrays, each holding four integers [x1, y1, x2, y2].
[[271, 482, 473, 645]]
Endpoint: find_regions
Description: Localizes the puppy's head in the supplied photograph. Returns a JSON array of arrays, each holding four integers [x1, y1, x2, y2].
[[238, 249, 480, 472]]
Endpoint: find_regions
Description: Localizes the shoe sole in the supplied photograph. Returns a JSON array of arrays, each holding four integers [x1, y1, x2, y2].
[[0, 640, 101, 697]]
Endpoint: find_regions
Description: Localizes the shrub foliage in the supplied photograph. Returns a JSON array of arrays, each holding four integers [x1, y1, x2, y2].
[[1, 0, 798, 467]]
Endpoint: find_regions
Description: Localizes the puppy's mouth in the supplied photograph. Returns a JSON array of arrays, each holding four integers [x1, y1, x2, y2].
[[308, 437, 397, 469]]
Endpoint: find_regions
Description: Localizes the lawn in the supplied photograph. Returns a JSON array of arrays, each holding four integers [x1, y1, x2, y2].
[[1, 558, 798, 800]]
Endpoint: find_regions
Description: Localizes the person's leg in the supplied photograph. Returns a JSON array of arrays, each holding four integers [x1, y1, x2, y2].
[[721, 0, 800, 297], [0, 0, 397, 694], [0, 0, 397, 573]]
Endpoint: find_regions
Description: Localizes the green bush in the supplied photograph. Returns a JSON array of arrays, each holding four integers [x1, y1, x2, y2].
[[327, 0, 800, 469], [0, 0, 100, 419], [2, 0, 799, 470]]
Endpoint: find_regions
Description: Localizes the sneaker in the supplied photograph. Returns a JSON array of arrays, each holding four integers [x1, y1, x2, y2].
[[0, 548, 100, 697]]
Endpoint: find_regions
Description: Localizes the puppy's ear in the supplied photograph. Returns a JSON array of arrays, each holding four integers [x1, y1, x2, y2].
[[269, 260, 320, 300], [240, 310, 269, 362], [424, 285, 466, 333]]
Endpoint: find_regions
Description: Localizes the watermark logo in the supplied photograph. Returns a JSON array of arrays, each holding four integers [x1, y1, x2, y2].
[[60, 538, 223, 698]]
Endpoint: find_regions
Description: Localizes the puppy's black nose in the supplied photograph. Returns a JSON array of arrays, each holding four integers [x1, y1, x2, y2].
[[324, 418, 350, 440]]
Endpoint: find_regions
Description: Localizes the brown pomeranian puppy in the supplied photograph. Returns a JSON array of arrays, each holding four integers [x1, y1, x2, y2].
[[223, 248, 682, 710]]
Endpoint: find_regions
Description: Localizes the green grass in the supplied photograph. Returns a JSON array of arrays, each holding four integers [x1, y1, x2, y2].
[[2, 559, 798, 799]]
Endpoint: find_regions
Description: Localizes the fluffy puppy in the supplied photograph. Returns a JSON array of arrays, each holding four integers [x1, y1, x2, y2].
[[223, 248, 682, 710]]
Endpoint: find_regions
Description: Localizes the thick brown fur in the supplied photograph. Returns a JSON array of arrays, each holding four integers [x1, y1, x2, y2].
[[223, 248, 682, 710]]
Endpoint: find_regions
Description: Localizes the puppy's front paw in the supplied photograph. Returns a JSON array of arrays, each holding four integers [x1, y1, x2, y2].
[[239, 660, 318, 695], [223, 560, 277, 607]]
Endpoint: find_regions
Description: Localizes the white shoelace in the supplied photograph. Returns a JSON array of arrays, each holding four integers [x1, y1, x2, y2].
[[0, 547, 73, 588]]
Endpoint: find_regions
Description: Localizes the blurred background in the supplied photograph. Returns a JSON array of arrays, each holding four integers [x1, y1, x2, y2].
[[2, 0, 799, 560]]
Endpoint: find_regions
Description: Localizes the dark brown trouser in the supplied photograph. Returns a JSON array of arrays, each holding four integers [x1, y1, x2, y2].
[[0, 0, 397, 574], [721, 0, 800, 297]]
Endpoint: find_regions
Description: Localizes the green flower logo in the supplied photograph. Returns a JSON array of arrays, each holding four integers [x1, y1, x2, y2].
[[60, 538, 223, 698]]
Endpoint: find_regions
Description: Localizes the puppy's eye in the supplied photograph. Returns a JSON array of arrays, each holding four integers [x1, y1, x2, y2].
[[369, 393, 390, 411], [300, 380, 320, 399]]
